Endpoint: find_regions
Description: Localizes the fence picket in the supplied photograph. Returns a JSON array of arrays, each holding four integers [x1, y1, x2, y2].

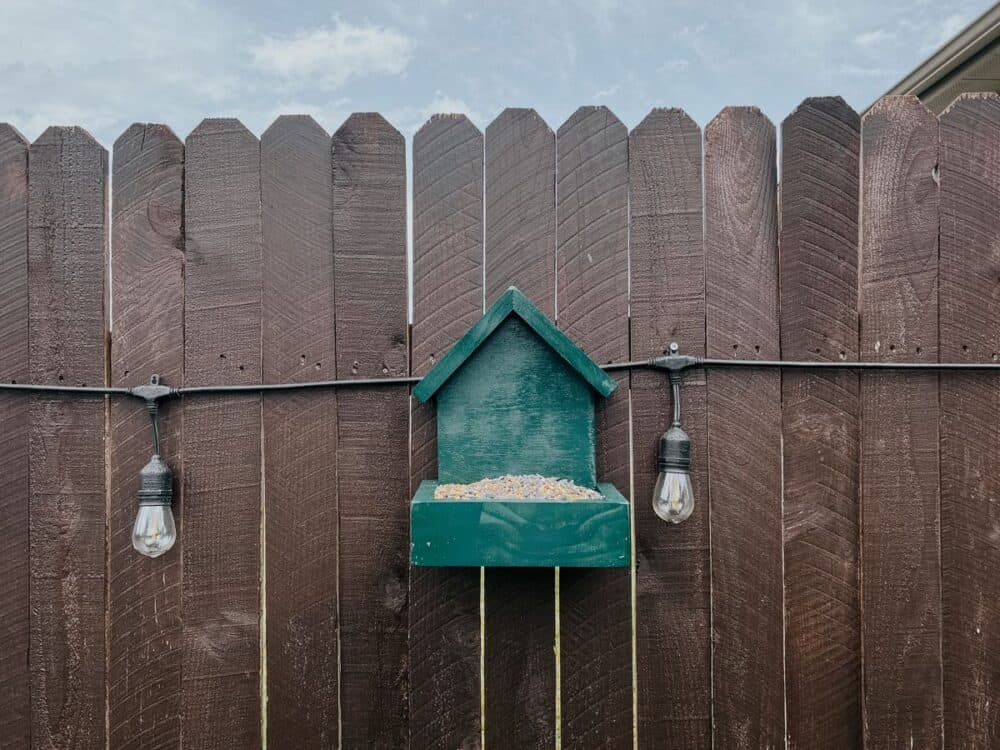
[[182, 118, 262, 747], [261, 115, 338, 749], [28, 126, 108, 748], [779, 97, 862, 749], [629, 108, 710, 749], [109, 123, 185, 750], [704, 107, 784, 747], [0, 123, 29, 748], [332, 113, 410, 748], [859, 95, 942, 749], [556, 105, 632, 750], [483, 107, 557, 748], [939, 92, 1000, 748], [409, 113, 484, 750]]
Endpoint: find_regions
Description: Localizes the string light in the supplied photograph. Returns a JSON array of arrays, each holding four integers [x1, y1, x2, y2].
[[3, 347, 999, 555]]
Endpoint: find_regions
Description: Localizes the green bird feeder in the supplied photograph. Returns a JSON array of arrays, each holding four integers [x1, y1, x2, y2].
[[410, 287, 631, 567]]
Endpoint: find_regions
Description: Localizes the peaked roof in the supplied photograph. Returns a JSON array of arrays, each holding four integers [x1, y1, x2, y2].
[[413, 287, 618, 403]]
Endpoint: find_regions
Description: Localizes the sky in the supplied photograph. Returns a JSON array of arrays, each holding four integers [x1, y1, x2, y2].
[[0, 0, 994, 148]]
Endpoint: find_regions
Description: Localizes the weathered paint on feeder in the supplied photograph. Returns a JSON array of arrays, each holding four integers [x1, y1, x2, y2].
[[410, 287, 630, 567]]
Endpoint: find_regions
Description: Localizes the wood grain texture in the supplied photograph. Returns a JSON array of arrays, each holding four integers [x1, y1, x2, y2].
[[483, 107, 556, 749], [409, 114, 484, 750], [778, 97, 862, 750], [555, 106, 632, 750], [332, 113, 409, 748], [109, 124, 184, 750], [182, 118, 262, 748], [938, 93, 1000, 749], [28, 126, 108, 749], [628, 108, 710, 749], [261, 115, 338, 749], [859, 95, 942, 750], [485, 108, 556, 315], [0, 123, 29, 748], [704, 107, 784, 748]]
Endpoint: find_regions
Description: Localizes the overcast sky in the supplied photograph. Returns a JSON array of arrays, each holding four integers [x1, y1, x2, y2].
[[1, 0, 993, 146]]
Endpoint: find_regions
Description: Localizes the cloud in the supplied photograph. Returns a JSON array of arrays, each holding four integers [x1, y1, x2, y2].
[[854, 29, 895, 48], [927, 13, 970, 51], [252, 18, 415, 91]]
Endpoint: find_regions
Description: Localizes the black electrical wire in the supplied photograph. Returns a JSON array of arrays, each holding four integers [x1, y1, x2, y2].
[[3, 351, 1000, 403]]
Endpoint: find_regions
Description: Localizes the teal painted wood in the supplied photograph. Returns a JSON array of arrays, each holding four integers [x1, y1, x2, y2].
[[413, 286, 616, 402], [410, 481, 630, 567], [435, 316, 599, 487]]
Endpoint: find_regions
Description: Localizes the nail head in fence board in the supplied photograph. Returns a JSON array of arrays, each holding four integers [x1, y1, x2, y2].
[[629, 108, 710, 749], [859, 95, 942, 749], [182, 118, 262, 747], [483, 107, 556, 749], [261, 115, 339, 749], [332, 113, 410, 748], [485, 108, 556, 316], [109, 123, 185, 750], [409, 113, 484, 750], [704, 107, 784, 748], [556, 105, 632, 750], [0, 123, 29, 747], [939, 93, 1000, 748], [27, 125, 108, 748], [779, 97, 862, 750]]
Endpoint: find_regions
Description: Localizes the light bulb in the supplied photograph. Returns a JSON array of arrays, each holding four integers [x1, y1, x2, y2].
[[134, 453, 176, 558], [652, 469, 694, 523], [132, 503, 177, 557], [653, 424, 694, 524]]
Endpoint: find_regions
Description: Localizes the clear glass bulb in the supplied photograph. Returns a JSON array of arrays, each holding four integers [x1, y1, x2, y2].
[[132, 504, 177, 558], [652, 469, 694, 524]]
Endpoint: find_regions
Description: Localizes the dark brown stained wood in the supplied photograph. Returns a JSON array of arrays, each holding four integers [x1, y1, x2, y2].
[[483, 107, 556, 749], [261, 115, 338, 749], [704, 108, 784, 748], [484, 108, 556, 316], [109, 124, 184, 750], [859, 95, 941, 749], [555, 106, 631, 750], [629, 109, 710, 750], [332, 113, 409, 748], [779, 98, 862, 750], [938, 93, 1000, 749], [0, 123, 29, 748], [182, 118, 262, 748], [27, 126, 108, 749], [409, 113, 483, 750]]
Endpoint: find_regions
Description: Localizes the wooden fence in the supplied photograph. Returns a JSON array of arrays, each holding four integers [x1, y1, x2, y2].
[[0, 94, 998, 749]]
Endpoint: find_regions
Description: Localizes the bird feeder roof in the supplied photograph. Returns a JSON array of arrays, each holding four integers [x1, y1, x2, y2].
[[412, 287, 618, 403]]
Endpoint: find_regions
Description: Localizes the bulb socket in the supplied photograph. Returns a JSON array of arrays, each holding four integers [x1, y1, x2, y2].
[[657, 425, 691, 472], [138, 454, 174, 507]]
